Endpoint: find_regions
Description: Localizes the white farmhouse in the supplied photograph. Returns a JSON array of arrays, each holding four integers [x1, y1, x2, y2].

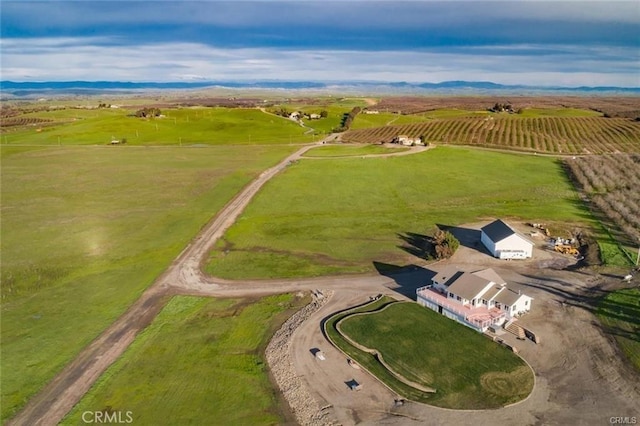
[[417, 266, 533, 331], [480, 219, 533, 260], [394, 135, 423, 146]]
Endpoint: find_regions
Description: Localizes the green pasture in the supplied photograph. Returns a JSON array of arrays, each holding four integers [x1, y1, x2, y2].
[[0, 144, 296, 421], [514, 108, 602, 118], [267, 100, 364, 134], [64, 294, 305, 425], [351, 109, 489, 130], [2, 107, 314, 145], [303, 144, 410, 157], [335, 301, 533, 408], [206, 146, 592, 279], [349, 107, 600, 130], [597, 288, 640, 371]]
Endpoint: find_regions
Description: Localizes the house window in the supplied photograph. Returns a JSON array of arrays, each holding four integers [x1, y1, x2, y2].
[[525, 300, 529, 306], [481, 299, 487, 305], [456, 295, 461, 301], [472, 299, 476, 306], [496, 302, 501, 309]]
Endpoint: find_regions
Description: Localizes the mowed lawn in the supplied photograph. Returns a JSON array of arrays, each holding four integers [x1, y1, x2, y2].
[[206, 146, 591, 279], [338, 302, 533, 408], [3, 107, 313, 145], [597, 288, 640, 371], [64, 294, 305, 425], [0, 145, 296, 421]]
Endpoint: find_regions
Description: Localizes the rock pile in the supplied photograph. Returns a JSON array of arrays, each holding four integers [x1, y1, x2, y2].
[[266, 290, 335, 426]]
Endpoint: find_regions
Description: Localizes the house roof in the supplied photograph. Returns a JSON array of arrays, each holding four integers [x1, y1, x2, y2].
[[494, 288, 530, 306], [480, 284, 504, 301], [471, 268, 506, 285], [447, 273, 492, 301], [432, 265, 464, 286], [481, 219, 516, 243]]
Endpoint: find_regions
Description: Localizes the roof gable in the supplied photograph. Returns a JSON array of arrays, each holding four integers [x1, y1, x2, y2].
[[481, 219, 516, 243], [471, 268, 506, 285], [432, 265, 464, 287], [494, 288, 531, 306], [447, 273, 492, 301]]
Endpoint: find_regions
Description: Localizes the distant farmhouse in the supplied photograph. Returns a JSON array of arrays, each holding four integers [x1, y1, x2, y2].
[[481, 219, 534, 260], [393, 135, 423, 146], [417, 266, 532, 332]]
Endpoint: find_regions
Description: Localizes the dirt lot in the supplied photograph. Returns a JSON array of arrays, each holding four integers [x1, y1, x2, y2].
[[289, 222, 640, 426]]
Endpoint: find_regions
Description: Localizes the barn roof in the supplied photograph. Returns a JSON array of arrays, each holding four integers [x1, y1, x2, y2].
[[481, 219, 516, 243]]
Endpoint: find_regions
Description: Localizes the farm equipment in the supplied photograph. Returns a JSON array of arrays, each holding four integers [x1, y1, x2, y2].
[[529, 223, 550, 236], [554, 245, 579, 256]]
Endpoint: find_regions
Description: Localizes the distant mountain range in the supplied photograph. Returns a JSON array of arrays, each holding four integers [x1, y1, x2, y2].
[[1, 80, 638, 96]]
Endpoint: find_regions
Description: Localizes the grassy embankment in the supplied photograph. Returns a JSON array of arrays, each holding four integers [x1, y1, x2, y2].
[[64, 294, 307, 425], [0, 144, 297, 421], [597, 288, 640, 372], [327, 298, 533, 408], [2, 107, 314, 145], [206, 146, 594, 279]]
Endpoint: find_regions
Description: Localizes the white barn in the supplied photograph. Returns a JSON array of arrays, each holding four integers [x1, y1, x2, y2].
[[481, 219, 533, 260]]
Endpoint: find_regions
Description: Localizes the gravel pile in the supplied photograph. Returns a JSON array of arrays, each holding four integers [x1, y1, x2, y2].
[[266, 290, 335, 426]]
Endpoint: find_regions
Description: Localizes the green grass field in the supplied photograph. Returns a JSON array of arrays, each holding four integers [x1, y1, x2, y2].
[[63, 294, 305, 425], [303, 144, 410, 157], [2, 107, 314, 145], [351, 109, 489, 129], [597, 288, 640, 371], [329, 299, 533, 408], [268, 99, 367, 134], [515, 107, 602, 117], [0, 145, 296, 422], [206, 146, 592, 279]]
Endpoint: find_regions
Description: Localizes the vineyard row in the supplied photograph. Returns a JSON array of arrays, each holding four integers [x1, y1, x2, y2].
[[342, 116, 640, 154]]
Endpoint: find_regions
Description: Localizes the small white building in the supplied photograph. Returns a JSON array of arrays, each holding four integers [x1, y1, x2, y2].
[[394, 135, 423, 146], [480, 219, 534, 260]]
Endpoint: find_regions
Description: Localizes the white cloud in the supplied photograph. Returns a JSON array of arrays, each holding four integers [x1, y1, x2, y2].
[[1, 37, 638, 87]]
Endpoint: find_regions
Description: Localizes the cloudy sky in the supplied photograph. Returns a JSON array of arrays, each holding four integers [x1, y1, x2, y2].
[[1, 1, 639, 87]]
